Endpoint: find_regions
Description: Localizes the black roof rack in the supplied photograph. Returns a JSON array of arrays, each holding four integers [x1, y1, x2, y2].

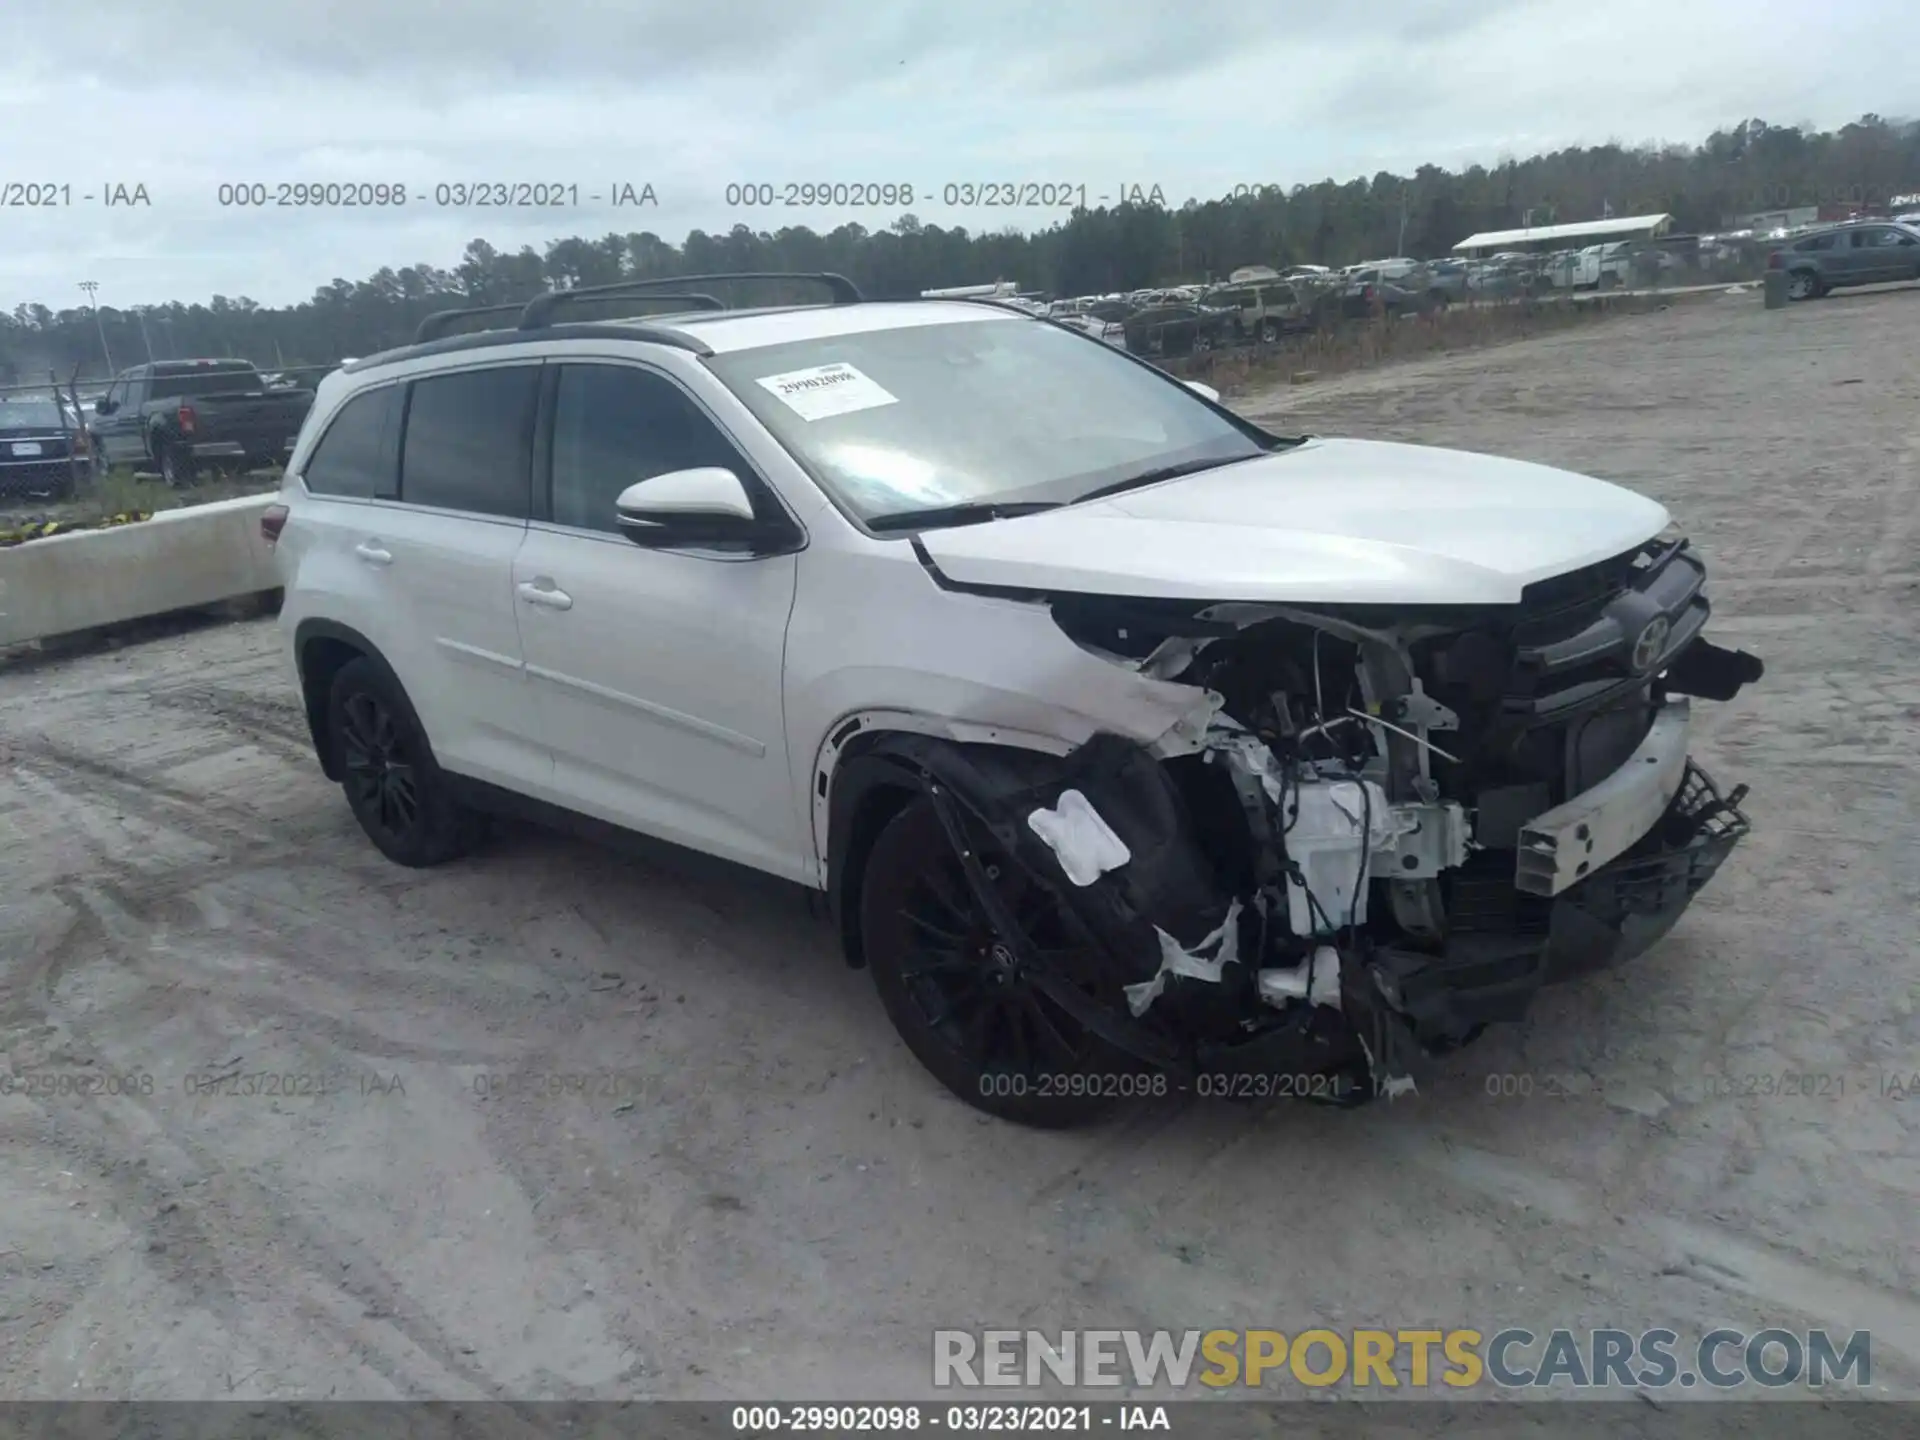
[[412, 303, 525, 344], [414, 292, 727, 344], [515, 271, 862, 331], [345, 321, 719, 375], [411, 272, 860, 344]]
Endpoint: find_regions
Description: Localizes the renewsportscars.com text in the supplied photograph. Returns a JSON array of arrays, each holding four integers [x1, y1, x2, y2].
[[932, 1327, 1872, 1391]]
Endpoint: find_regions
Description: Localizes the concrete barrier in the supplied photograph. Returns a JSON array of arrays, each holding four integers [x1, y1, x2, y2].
[[0, 494, 279, 646]]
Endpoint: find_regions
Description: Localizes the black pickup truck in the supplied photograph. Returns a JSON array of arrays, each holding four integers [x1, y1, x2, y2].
[[88, 359, 315, 485]]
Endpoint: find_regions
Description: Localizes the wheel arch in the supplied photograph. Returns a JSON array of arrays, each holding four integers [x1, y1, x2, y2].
[[816, 714, 1075, 969], [293, 618, 427, 781]]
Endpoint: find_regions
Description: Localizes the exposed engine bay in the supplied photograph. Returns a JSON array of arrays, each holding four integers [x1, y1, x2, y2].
[[831, 536, 1763, 1103]]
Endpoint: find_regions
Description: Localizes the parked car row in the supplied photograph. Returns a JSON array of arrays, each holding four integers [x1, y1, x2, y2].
[[1044, 265, 1446, 360]]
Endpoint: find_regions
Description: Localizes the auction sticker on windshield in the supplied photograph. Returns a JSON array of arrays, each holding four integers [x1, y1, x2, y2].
[[755, 362, 899, 421]]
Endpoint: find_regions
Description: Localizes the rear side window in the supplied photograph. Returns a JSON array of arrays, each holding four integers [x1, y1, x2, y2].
[[399, 365, 538, 518], [548, 363, 753, 534], [1796, 234, 1837, 251], [302, 385, 398, 499]]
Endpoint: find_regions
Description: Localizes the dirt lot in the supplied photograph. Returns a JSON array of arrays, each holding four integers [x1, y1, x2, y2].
[[3, 285, 1918, 1405]]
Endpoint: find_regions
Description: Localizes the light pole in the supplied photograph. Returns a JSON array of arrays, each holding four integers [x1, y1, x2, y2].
[[78, 281, 115, 375], [135, 307, 155, 362]]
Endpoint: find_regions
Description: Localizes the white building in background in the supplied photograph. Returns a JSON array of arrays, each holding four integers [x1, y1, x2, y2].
[[1451, 213, 1673, 256]]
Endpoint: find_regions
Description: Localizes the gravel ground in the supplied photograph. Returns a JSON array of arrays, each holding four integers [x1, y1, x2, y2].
[[2, 284, 1917, 1405]]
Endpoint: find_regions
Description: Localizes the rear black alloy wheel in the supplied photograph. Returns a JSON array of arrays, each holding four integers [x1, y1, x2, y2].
[[157, 442, 196, 487], [1259, 317, 1281, 343], [1192, 330, 1214, 353], [326, 657, 485, 867], [861, 798, 1141, 1127], [342, 690, 419, 839]]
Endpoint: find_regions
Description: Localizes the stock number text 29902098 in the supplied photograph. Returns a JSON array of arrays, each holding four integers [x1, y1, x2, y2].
[[213, 182, 659, 208], [722, 182, 1166, 208]]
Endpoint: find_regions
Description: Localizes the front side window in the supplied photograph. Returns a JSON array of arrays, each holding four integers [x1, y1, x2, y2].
[[303, 385, 398, 499], [398, 364, 538, 518], [706, 315, 1268, 525], [548, 363, 751, 534], [1797, 234, 1837, 251]]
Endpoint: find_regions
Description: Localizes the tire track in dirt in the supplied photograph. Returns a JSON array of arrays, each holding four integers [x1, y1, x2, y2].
[[142, 683, 320, 764], [9, 876, 644, 1397]]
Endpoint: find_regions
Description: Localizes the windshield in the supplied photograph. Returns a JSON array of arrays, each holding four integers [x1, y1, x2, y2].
[[706, 316, 1267, 524], [147, 368, 264, 400], [0, 399, 68, 429]]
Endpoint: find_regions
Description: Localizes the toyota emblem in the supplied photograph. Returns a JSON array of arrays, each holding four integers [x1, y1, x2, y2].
[[1631, 616, 1671, 672]]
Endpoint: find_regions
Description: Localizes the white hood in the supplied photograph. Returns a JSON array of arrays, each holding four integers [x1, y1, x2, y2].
[[916, 437, 1670, 605]]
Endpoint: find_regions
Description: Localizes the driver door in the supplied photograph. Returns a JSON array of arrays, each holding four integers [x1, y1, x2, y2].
[[93, 371, 144, 465], [511, 360, 807, 879]]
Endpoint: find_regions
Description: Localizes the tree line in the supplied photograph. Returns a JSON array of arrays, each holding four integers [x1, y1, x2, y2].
[[4, 114, 1915, 383]]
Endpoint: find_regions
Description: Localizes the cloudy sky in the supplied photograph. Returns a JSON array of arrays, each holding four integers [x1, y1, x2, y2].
[[0, 0, 1909, 311]]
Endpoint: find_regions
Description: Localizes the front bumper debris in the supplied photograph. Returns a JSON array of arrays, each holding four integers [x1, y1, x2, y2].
[[1371, 760, 1750, 1048], [1516, 697, 1692, 896]]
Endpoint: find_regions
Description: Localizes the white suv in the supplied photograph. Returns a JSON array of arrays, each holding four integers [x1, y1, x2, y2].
[[267, 272, 1763, 1127]]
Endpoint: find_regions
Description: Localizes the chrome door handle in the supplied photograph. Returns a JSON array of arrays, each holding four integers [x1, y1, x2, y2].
[[516, 580, 573, 611], [354, 541, 392, 565]]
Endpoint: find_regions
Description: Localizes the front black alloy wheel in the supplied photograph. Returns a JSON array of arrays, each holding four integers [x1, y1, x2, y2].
[[326, 657, 485, 867], [860, 798, 1145, 1127]]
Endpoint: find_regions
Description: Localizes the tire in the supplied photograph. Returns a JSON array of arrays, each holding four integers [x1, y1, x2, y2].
[[1598, 272, 1620, 290], [1259, 318, 1280, 343], [1785, 270, 1822, 301], [1428, 289, 1450, 308], [859, 797, 1141, 1128], [325, 657, 486, 867], [155, 439, 196, 487], [1191, 330, 1214, 354]]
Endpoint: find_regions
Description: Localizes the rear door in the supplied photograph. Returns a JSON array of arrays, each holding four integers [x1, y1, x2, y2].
[[359, 361, 549, 790], [1793, 230, 1842, 282], [512, 359, 805, 877]]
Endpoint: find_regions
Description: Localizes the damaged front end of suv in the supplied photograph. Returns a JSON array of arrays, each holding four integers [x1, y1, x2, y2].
[[830, 535, 1762, 1124]]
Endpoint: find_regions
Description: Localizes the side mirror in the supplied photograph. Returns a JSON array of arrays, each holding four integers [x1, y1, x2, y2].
[[94, 397, 117, 415], [1185, 381, 1221, 403], [614, 467, 786, 551]]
